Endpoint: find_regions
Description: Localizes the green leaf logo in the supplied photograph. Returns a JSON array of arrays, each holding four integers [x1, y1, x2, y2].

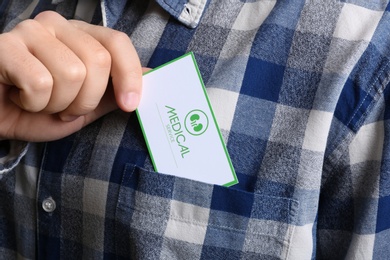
[[185, 110, 209, 136]]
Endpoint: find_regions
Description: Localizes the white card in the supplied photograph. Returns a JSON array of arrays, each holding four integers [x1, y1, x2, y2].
[[136, 53, 238, 187]]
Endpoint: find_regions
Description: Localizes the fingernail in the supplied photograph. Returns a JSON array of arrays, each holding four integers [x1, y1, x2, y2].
[[122, 92, 139, 111]]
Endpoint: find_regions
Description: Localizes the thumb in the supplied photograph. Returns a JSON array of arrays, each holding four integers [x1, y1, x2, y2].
[[113, 67, 151, 112]]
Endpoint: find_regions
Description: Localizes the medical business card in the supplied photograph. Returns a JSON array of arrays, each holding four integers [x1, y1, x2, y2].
[[136, 52, 238, 187]]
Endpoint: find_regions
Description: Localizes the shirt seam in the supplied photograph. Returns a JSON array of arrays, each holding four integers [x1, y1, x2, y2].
[[324, 59, 390, 179], [128, 206, 292, 242], [347, 60, 390, 132]]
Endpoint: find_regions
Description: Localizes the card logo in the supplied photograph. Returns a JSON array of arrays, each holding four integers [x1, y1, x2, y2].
[[185, 110, 209, 136], [165, 106, 209, 159]]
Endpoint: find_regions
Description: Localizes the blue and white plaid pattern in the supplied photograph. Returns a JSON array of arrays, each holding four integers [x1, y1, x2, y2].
[[1, 0, 390, 259]]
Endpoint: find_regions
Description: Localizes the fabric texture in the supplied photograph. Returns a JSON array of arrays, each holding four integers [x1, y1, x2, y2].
[[1, 0, 390, 259]]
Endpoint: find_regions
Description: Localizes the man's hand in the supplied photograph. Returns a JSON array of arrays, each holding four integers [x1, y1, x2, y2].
[[0, 11, 143, 142]]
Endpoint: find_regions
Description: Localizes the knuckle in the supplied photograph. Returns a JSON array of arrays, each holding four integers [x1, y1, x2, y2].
[[108, 30, 131, 47], [20, 95, 47, 112], [31, 74, 53, 93], [74, 101, 99, 115], [92, 48, 111, 69], [80, 102, 98, 112], [14, 19, 42, 32], [22, 103, 42, 113], [78, 34, 112, 69], [0, 33, 14, 46], [54, 46, 87, 85], [34, 11, 62, 22], [64, 62, 87, 84]]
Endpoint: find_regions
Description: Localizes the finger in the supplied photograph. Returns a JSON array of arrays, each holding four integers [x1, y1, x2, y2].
[[0, 32, 53, 112], [1, 81, 118, 142], [13, 101, 118, 142], [34, 11, 112, 120], [12, 16, 86, 113], [70, 20, 143, 112]]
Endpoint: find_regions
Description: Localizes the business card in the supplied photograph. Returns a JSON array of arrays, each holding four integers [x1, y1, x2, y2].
[[136, 52, 238, 187]]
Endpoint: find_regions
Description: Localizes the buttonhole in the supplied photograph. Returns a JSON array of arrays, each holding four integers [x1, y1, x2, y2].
[[184, 5, 191, 15]]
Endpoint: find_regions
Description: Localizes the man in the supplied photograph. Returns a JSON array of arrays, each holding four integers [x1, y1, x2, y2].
[[1, 0, 390, 259]]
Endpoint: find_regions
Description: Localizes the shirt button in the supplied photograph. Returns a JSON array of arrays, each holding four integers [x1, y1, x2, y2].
[[42, 198, 56, 212]]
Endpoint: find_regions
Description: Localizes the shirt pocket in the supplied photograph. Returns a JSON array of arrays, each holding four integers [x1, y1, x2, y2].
[[114, 163, 299, 260]]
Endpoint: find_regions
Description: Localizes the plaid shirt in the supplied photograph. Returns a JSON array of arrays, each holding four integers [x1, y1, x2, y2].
[[1, 0, 390, 259]]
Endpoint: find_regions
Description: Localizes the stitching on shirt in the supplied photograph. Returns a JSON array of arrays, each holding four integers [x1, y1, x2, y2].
[[168, 214, 294, 244], [357, 60, 390, 124], [115, 164, 137, 208], [124, 172, 299, 225], [129, 206, 291, 241], [184, 0, 204, 22], [184, 0, 207, 27], [324, 59, 390, 181], [284, 223, 298, 260], [159, 0, 206, 27], [320, 62, 390, 252], [126, 194, 297, 238], [346, 60, 390, 132]]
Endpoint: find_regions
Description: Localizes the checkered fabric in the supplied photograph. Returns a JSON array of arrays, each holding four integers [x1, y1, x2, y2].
[[1, 0, 390, 259]]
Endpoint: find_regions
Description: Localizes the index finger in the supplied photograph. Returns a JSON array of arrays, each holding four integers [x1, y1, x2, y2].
[[69, 20, 143, 112]]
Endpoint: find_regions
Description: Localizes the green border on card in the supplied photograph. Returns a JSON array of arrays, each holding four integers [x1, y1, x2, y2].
[[136, 52, 238, 187], [189, 53, 238, 187]]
